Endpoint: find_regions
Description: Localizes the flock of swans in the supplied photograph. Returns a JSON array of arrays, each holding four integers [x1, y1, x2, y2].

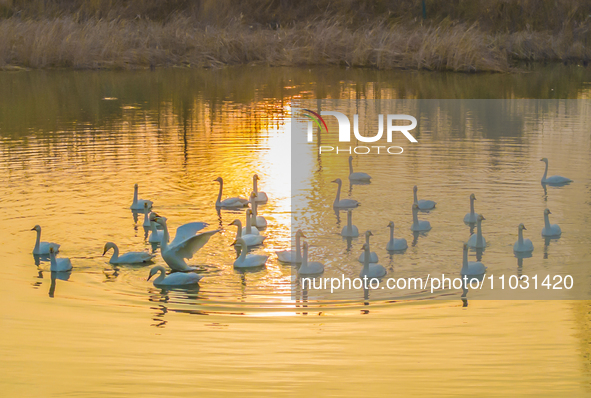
[[31, 156, 572, 291]]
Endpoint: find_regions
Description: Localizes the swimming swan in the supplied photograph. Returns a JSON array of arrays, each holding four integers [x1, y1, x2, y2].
[[542, 209, 562, 237], [461, 243, 486, 277], [148, 265, 203, 286], [341, 210, 360, 237], [463, 194, 480, 223], [359, 243, 386, 279], [332, 178, 360, 208], [249, 192, 267, 228], [49, 246, 72, 272], [348, 156, 371, 182], [386, 221, 408, 251], [413, 185, 436, 210], [540, 158, 572, 185], [467, 214, 486, 248], [31, 225, 60, 255], [358, 231, 378, 263], [229, 219, 266, 246], [214, 177, 249, 208], [298, 241, 325, 276], [276, 229, 305, 263], [411, 204, 432, 232], [233, 238, 268, 269], [513, 223, 534, 252], [252, 174, 268, 203], [130, 183, 152, 210], [103, 242, 155, 264], [154, 216, 220, 272]]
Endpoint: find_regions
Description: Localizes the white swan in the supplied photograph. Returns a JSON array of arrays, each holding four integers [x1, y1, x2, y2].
[[542, 209, 562, 237], [298, 241, 325, 276], [461, 243, 486, 276], [229, 219, 266, 246], [540, 158, 572, 184], [148, 266, 203, 286], [233, 238, 268, 269], [341, 210, 359, 237], [348, 156, 371, 182], [463, 193, 479, 223], [386, 221, 408, 251], [154, 216, 220, 272], [359, 243, 386, 279], [413, 185, 436, 210], [214, 177, 249, 208], [332, 178, 360, 208], [142, 203, 152, 228], [130, 183, 152, 210], [467, 214, 486, 248], [252, 174, 268, 203], [49, 246, 72, 272], [103, 242, 155, 264], [276, 229, 305, 263], [513, 223, 534, 252], [410, 204, 431, 232], [242, 209, 260, 236], [358, 231, 378, 263], [31, 225, 60, 255], [249, 192, 267, 228], [148, 219, 164, 244]]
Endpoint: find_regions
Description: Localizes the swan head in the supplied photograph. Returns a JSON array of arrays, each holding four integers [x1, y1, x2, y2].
[[214, 177, 223, 183], [387, 221, 395, 228], [49, 245, 56, 254], [412, 203, 419, 211], [478, 214, 485, 222], [31, 225, 41, 232], [413, 185, 418, 192], [229, 219, 241, 227], [231, 237, 246, 248], [540, 157, 548, 163], [134, 183, 138, 189], [102, 242, 116, 255], [149, 212, 160, 222], [365, 230, 373, 237], [296, 229, 306, 238], [518, 223, 527, 231], [361, 243, 369, 252], [544, 208, 551, 215], [470, 193, 476, 200], [253, 174, 259, 181], [331, 178, 342, 185], [348, 155, 353, 163], [463, 243, 468, 251], [250, 191, 257, 199], [147, 266, 165, 281], [153, 216, 167, 226], [246, 209, 253, 216]]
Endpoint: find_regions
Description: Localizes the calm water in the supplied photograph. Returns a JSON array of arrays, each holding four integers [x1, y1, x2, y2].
[[1, 66, 591, 397]]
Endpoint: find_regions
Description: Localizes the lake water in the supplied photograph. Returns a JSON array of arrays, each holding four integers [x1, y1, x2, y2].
[[1, 66, 591, 397]]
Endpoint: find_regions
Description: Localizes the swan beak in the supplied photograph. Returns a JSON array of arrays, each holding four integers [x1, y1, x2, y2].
[[102, 250, 106, 256], [523, 226, 527, 230], [548, 211, 552, 214], [301, 233, 307, 238], [147, 273, 154, 281], [230, 240, 237, 246], [30, 227, 36, 231]]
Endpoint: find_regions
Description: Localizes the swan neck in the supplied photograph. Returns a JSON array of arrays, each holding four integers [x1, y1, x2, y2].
[[476, 219, 482, 237], [245, 213, 252, 234], [161, 223, 170, 250], [470, 198, 475, 215], [155, 268, 166, 284], [543, 162, 548, 181], [239, 243, 247, 260], [412, 208, 418, 224], [34, 230, 41, 250], [413, 190, 418, 205], [518, 228, 524, 244], [150, 221, 158, 234], [50, 252, 57, 270], [390, 225, 394, 240], [253, 177, 258, 194], [347, 212, 352, 229], [349, 158, 353, 175], [462, 249, 468, 271], [251, 200, 258, 218], [110, 245, 119, 262], [334, 182, 341, 205], [544, 214, 551, 229], [302, 246, 308, 268], [216, 181, 223, 204], [363, 246, 370, 270], [365, 233, 370, 245], [133, 186, 138, 204], [295, 233, 302, 262]]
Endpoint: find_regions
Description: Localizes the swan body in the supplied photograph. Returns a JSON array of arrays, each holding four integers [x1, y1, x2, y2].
[[103, 242, 155, 264], [411, 204, 432, 232], [386, 221, 408, 251], [332, 178, 360, 208], [358, 231, 378, 263], [214, 177, 249, 208], [467, 214, 486, 248], [130, 183, 152, 210], [252, 174, 268, 203], [514, 223, 534, 252], [348, 156, 371, 182], [463, 193, 480, 223], [148, 266, 202, 286], [359, 242, 386, 279], [541, 209, 562, 237], [298, 241, 325, 276], [155, 216, 220, 272], [461, 243, 486, 276], [233, 238, 268, 269], [229, 219, 266, 247], [276, 229, 305, 263], [242, 209, 260, 236], [249, 192, 267, 228], [31, 225, 60, 255], [540, 158, 572, 184], [413, 185, 436, 210], [341, 210, 359, 237], [49, 247, 72, 272]]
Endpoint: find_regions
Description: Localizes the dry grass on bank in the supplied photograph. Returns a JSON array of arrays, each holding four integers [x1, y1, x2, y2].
[[0, 16, 589, 72]]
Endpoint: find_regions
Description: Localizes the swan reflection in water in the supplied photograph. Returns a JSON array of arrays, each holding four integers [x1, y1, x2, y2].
[[147, 284, 203, 328], [48, 270, 71, 298]]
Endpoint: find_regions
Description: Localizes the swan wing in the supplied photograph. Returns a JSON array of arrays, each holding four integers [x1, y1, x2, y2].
[[171, 222, 208, 247], [169, 230, 220, 260]]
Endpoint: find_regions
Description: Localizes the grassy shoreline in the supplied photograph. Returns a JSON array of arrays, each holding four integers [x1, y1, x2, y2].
[[1, 1, 590, 72]]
